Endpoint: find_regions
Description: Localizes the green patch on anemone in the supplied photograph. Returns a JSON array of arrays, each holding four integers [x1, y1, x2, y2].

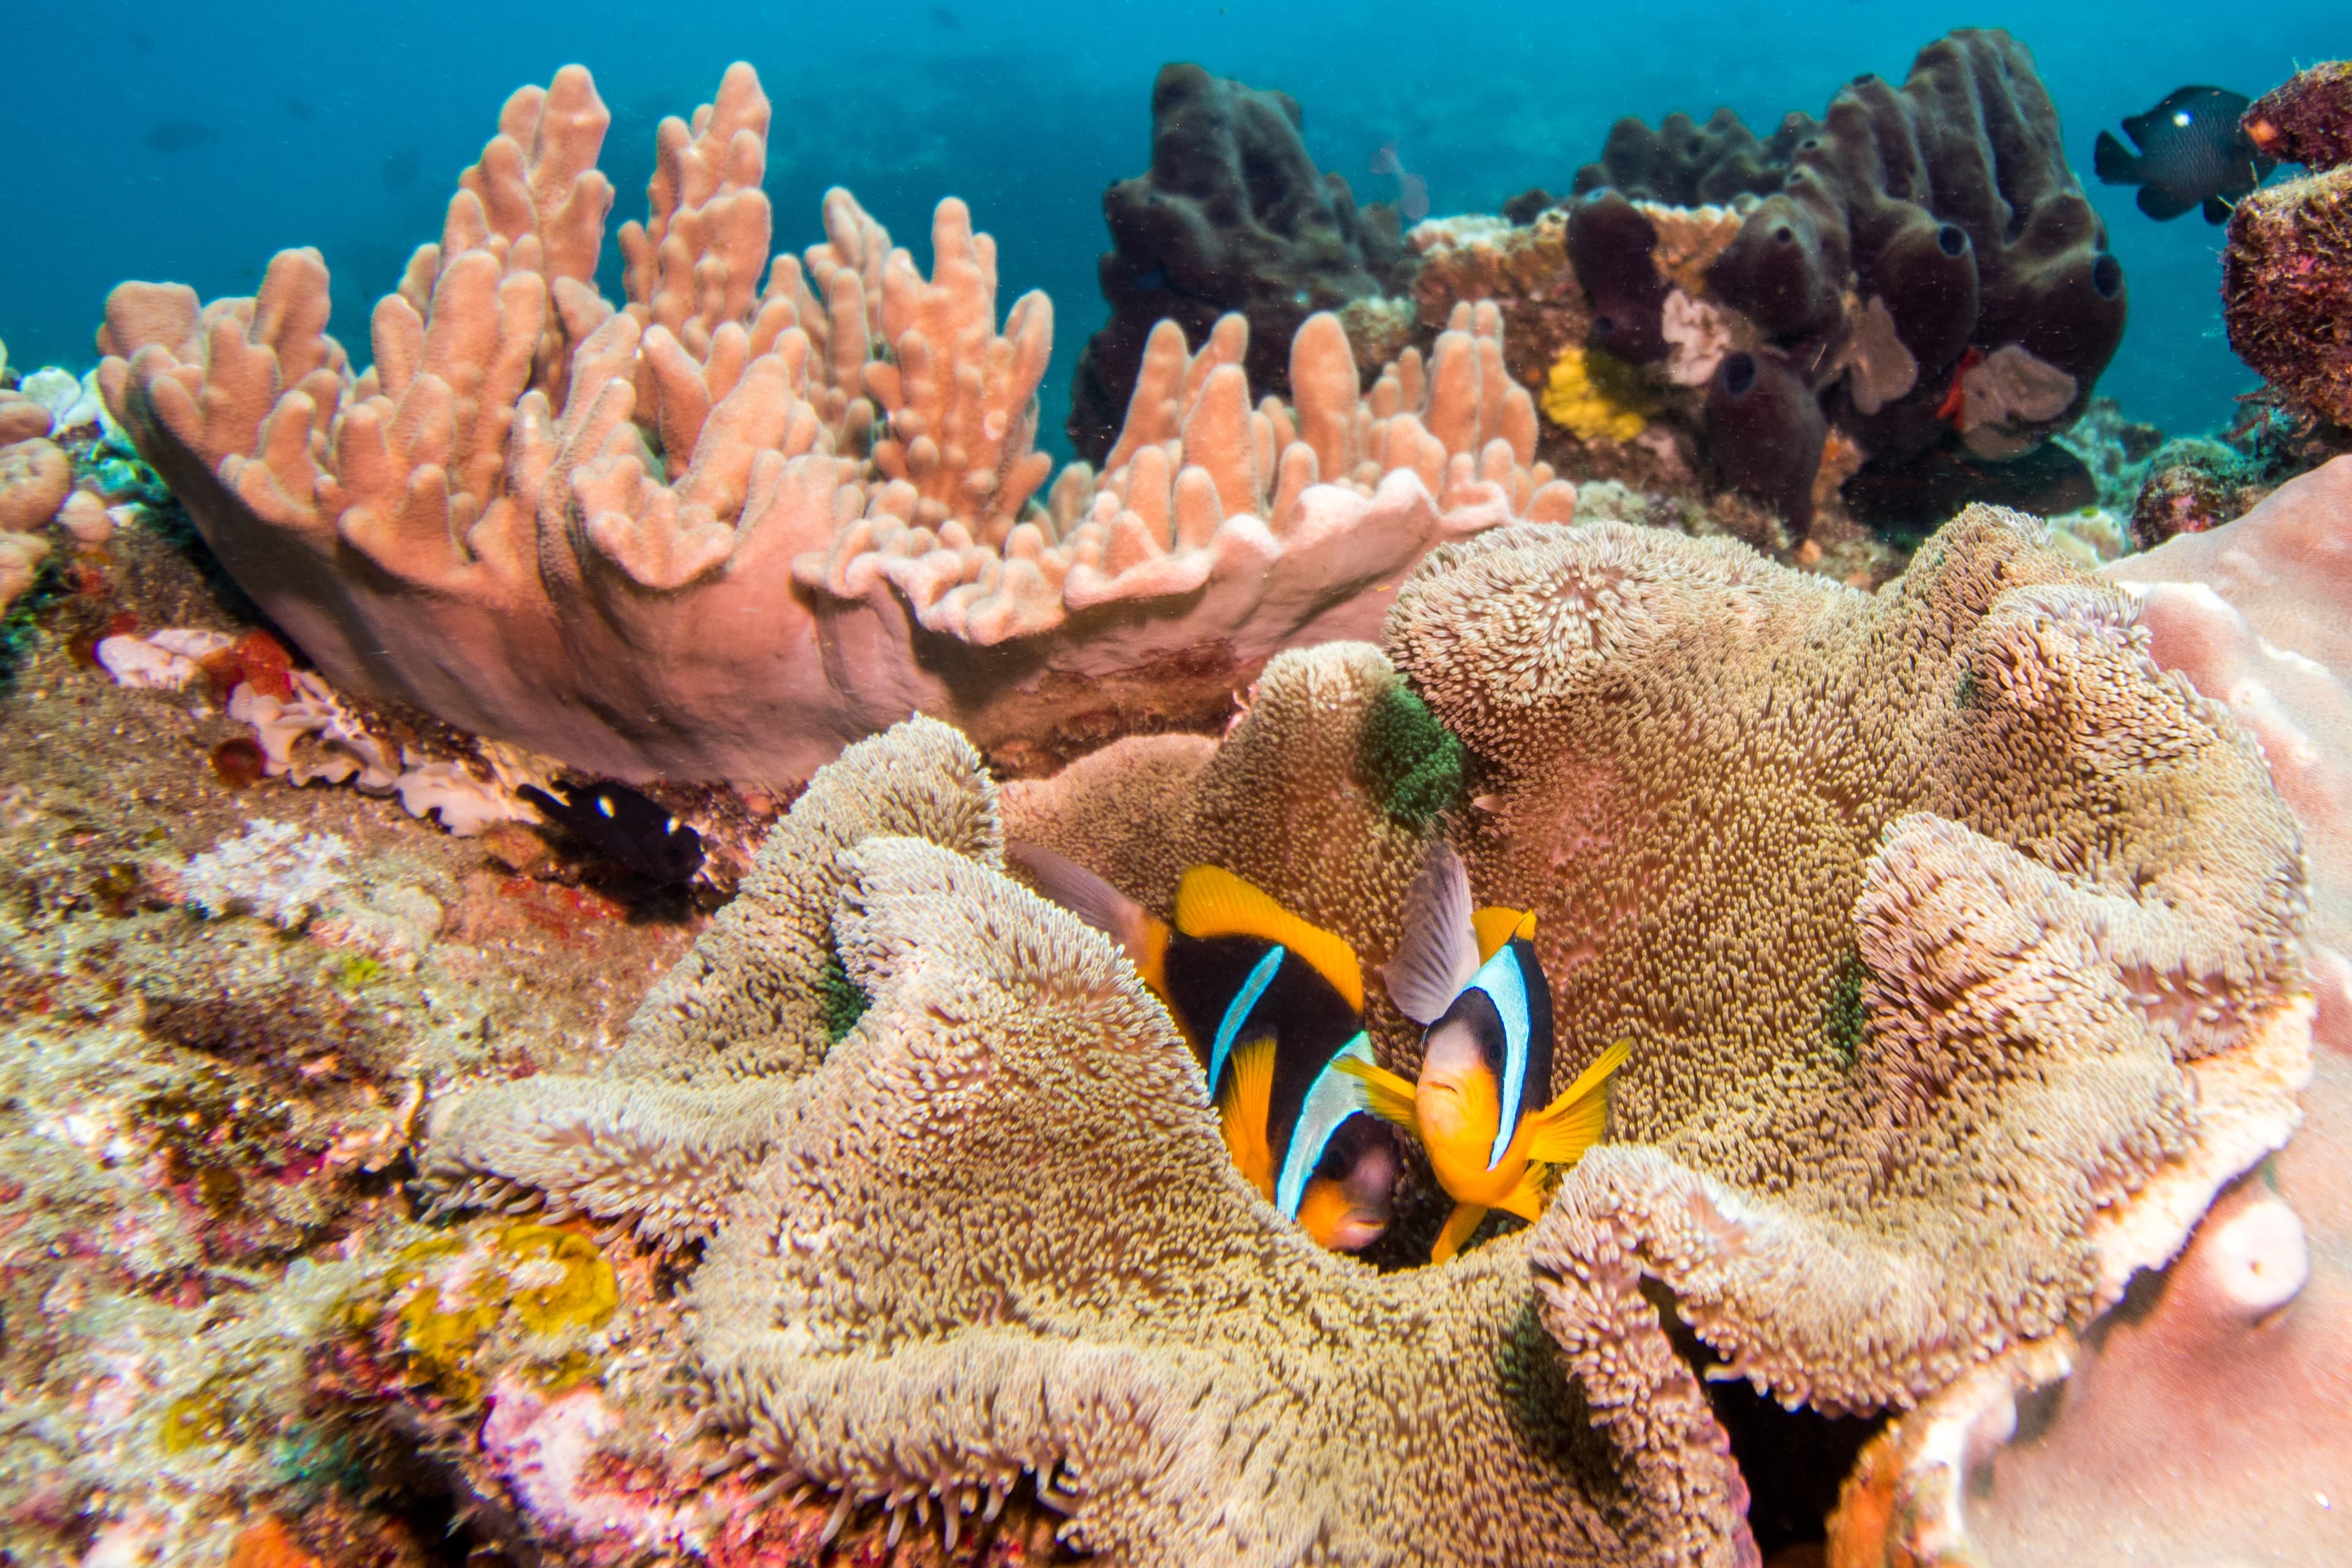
[[818, 949, 870, 1041], [1356, 677, 1468, 828], [1825, 951, 1870, 1066]]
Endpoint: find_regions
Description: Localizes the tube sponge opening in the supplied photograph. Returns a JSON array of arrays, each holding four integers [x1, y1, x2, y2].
[[1706, 350, 1826, 535]]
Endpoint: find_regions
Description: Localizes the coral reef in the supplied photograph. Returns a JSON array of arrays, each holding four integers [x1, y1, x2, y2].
[[1066, 63, 1411, 463], [1430, 31, 2123, 540], [2244, 59, 2352, 175], [2106, 456, 2352, 1049], [99, 62, 1569, 787], [2225, 61, 2352, 429], [430, 714, 1705, 1566]]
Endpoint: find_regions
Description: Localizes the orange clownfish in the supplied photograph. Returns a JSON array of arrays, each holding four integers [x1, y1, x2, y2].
[[1008, 844, 1402, 1253], [1340, 843, 1629, 1264]]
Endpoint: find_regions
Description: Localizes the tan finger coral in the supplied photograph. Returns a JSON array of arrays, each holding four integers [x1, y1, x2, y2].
[[430, 714, 1743, 1567], [98, 62, 1575, 786]]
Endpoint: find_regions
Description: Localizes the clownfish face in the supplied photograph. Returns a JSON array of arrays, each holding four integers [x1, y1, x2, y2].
[[1295, 1126, 1401, 1252], [1414, 1016, 1512, 1203]]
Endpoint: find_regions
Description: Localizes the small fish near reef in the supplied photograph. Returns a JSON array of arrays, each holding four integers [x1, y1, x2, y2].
[[2094, 86, 2275, 223], [1010, 845, 1401, 1251], [519, 781, 704, 887], [1341, 845, 1629, 1264]]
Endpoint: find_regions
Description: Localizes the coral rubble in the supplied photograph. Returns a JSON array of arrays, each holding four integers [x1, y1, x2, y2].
[[2225, 60, 2352, 430], [98, 63, 1566, 787], [1066, 63, 1412, 463]]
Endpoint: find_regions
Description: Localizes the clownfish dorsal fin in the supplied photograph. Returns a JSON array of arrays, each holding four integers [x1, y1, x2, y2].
[[1383, 841, 1480, 1027], [1175, 866, 1364, 1014], [1471, 906, 1533, 964], [1217, 1033, 1279, 1200], [1008, 842, 1172, 994]]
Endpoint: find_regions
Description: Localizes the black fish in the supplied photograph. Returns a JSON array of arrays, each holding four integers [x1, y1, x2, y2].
[[282, 96, 316, 121], [520, 782, 704, 885], [2094, 86, 2274, 224], [144, 120, 217, 154], [930, 4, 958, 24], [381, 149, 420, 191]]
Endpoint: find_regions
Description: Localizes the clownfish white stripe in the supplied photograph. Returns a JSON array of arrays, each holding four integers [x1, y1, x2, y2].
[[1208, 945, 1286, 1094]]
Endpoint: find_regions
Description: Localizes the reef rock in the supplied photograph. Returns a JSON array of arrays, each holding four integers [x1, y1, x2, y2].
[[99, 63, 1567, 786]]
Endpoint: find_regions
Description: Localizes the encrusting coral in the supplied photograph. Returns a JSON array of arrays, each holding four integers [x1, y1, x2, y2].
[[431, 483, 2314, 1564], [97, 62, 1569, 785]]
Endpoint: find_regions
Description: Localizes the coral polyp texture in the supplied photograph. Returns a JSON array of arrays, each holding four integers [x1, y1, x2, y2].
[[1009, 511, 2308, 1428], [96, 63, 1566, 785], [2225, 61, 2352, 429], [1067, 62, 1412, 464]]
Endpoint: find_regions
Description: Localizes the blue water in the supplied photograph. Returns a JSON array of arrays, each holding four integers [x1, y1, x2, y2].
[[4, 1, 2335, 454]]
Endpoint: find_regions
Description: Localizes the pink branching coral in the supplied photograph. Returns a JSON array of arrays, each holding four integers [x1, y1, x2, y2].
[[97, 64, 1572, 784]]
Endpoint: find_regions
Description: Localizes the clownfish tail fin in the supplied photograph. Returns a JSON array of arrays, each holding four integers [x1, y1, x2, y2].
[[1520, 1039, 1632, 1167]]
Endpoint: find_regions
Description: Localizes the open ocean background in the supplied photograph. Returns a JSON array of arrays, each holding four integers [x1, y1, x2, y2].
[[4, 0, 2338, 458]]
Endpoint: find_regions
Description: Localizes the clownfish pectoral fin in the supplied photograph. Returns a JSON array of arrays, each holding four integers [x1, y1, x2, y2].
[[1175, 866, 1365, 1014], [1520, 1040, 1633, 1167], [1008, 842, 1172, 993], [1430, 1202, 1490, 1264], [1217, 1033, 1280, 1202], [1471, 906, 1535, 964], [1495, 1161, 1550, 1224], [1330, 1054, 1420, 1136], [1384, 842, 1481, 1027]]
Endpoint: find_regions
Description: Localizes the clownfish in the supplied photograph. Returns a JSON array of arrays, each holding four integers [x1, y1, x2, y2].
[[1341, 843, 1629, 1264], [1008, 843, 1401, 1252]]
